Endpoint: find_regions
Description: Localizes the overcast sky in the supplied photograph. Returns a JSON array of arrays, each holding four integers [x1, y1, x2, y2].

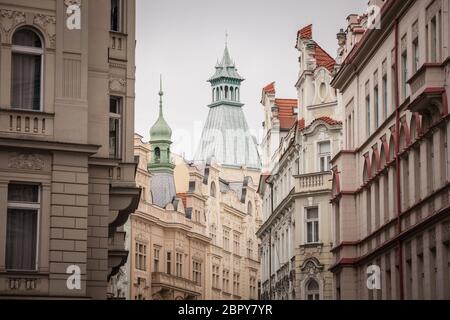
[[135, 0, 367, 159]]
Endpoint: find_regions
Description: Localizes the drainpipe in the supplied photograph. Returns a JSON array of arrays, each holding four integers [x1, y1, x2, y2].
[[269, 182, 274, 300], [394, 18, 405, 300]]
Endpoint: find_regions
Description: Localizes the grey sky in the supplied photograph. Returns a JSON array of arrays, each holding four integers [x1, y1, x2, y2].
[[135, 0, 367, 158]]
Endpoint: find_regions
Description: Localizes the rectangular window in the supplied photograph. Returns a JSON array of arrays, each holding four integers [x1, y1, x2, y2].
[[401, 48, 408, 99], [366, 91, 371, 137], [223, 229, 230, 251], [135, 242, 147, 271], [210, 225, 217, 245], [430, 17, 437, 62], [176, 253, 183, 277], [6, 184, 39, 271], [188, 181, 196, 192], [318, 141, 331, 172], [233, 232, 240, 255], [153, 247, 160, 272], [305, 207, 319, 244], [212, 265, 220, 289], [374, 84, 379, 129], [223, 269, 230, 293], [166, 251, 172, 275], [193, 261, 201, 285], [109, 96, 122, 159], [382, 74, 388, 120], [413, 37, 419, 73], [110, 0, 122, 32], [11, 52, 42, 111], [233, 273, 240, 296]]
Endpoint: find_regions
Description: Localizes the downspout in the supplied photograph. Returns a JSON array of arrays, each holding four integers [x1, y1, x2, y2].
[[394, 18, 405, 300], [269, 182, 274, 300]]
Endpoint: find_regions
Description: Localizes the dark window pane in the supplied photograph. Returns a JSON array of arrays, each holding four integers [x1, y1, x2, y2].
[[8, 184, 39, 202], [111, 0, 120, 31], [110, 97, 120, 114], [109, 118, 120, 158], [11, 53, 41, 110], [6, 209, 38, 270], [12, 29, 42, 47]]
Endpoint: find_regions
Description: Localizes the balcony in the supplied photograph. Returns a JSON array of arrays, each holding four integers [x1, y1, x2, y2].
[[407, 63, 446, 116], [0, 108, 54, 138], [151, 272, 201, 299], [295, 171, 332, 194]]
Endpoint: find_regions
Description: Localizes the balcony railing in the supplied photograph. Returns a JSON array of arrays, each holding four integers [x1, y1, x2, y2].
[[295, 171, 332, 193], [0, 108, 54, 138], [151, 272, 201, 296]]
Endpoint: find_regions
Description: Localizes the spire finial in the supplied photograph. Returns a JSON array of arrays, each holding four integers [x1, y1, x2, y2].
[[158, 74, 163, 116]]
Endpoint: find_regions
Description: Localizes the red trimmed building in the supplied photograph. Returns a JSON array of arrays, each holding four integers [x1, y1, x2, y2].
[[330, 0, 450, 300]]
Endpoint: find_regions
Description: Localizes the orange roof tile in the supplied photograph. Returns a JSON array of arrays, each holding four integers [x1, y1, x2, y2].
[[275, 99, 298, 131], [314, 44, 336, 72], [298, 24, 312, 40], [301, 116, 342, 131], [263, 82, 276, 94], [177, 193, 187, 208]]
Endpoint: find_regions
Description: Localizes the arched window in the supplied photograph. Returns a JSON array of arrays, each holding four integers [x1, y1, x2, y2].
[[230, 87, 234, 101], [154, 147, 161, 163], [235, 87, 239, 101], [225, 86, 229, 99], [210, 182, 216, 198], [216, 87, 219, 101], [305, 279, 320, 300], [11, 28, 43, 111], [247, 201, 253, 216]]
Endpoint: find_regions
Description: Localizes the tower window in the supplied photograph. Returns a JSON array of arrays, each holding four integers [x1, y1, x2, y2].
[[111, 0, 122, 32], [154, 147, 161, 163]]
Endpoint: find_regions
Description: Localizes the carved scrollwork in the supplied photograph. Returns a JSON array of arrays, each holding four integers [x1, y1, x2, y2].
[[0, 9, 25, 38], [64, 0, 82, 7], [33, 14, 56, 48], [109, 78, 127, 93], [9, 153, 44, 171]]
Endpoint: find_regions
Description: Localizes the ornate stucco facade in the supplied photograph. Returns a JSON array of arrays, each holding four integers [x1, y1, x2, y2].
[[258, 26, 342, 300], [0, 0, 140, 299], [330, 0, 450, 300]]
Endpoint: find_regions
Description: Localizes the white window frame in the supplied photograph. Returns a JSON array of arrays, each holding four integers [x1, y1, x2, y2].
[[317, 141, 331, 172], [305, 206, 320, 244], [110, 0, 124, 32], [109, 96, 122, 159], [6, 183, 41, 271], [11, 32, 44, 112]]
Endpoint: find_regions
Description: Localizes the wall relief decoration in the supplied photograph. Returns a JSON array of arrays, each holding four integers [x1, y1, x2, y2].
[[0, 9, 25, 38], [33, 14, 56, 48], [8, 153, 45, 171]]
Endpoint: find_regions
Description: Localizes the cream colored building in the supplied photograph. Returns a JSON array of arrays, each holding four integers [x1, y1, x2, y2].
[[0, 0, 140, 299], [257, 25, 342, 300], [330, 0, 450, 300]]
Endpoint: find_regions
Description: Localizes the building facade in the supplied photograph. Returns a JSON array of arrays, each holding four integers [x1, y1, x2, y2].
[[331, 0, 450, 300], [258, 25, 342, 300], [0, 0, 140, 299]]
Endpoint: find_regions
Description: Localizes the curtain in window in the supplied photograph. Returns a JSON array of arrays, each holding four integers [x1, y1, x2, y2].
[[8, 184, 39, 202], [6, 209, 37, 270], [11, 53, 41, 110]]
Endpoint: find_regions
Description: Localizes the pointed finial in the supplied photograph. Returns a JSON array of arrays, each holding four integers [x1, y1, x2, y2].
[[158, 74, 164, 116]]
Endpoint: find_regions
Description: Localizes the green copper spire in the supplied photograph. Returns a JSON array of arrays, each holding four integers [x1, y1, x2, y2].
[[150, 75, 172, 143]]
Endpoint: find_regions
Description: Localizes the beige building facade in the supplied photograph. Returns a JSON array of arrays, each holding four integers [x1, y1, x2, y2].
[[331, 0, 450, 300], [258, 25, 342, 300], [0, 0, 140, 299]]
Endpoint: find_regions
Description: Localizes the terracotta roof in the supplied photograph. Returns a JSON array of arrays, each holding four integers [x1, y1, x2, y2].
[[298, 24, 312, 40], [275, 99, 298, 131], [301, 116, 342, 131], [314, 44, 336, 72], [298, 118, 305, 130], [263, 82, 276, 94], [176, 193, 187, 208]]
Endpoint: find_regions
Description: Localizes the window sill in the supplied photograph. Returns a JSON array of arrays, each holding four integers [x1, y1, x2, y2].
[[0, 107, 54, 116], [300, 242, 323, 249]]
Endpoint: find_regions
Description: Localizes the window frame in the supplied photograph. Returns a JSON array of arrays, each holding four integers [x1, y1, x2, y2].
[[317, 141, 331, 172], [109, 96, 123, 159], [305, 206, 320, 244], [110, 0, 124, 33], [6, 183, 41, 271], [11, 28, 44, 112]]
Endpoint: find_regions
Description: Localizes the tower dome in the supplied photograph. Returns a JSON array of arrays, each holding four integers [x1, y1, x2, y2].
[[150, 85, 172, 142]]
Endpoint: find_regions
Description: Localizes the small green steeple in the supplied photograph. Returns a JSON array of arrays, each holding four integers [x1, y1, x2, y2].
[[149, 76, 175, 173]]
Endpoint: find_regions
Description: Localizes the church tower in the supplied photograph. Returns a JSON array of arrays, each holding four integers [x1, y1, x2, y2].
[[194, 43, 261, 170], [148, 77, 176, 208]]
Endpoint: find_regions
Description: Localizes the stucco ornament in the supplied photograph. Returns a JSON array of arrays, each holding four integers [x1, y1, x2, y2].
[[109, 78, 126, 93], [9, 153, 45, 171], [33, 14, 56, 48], [0, 9, 25, 36]]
